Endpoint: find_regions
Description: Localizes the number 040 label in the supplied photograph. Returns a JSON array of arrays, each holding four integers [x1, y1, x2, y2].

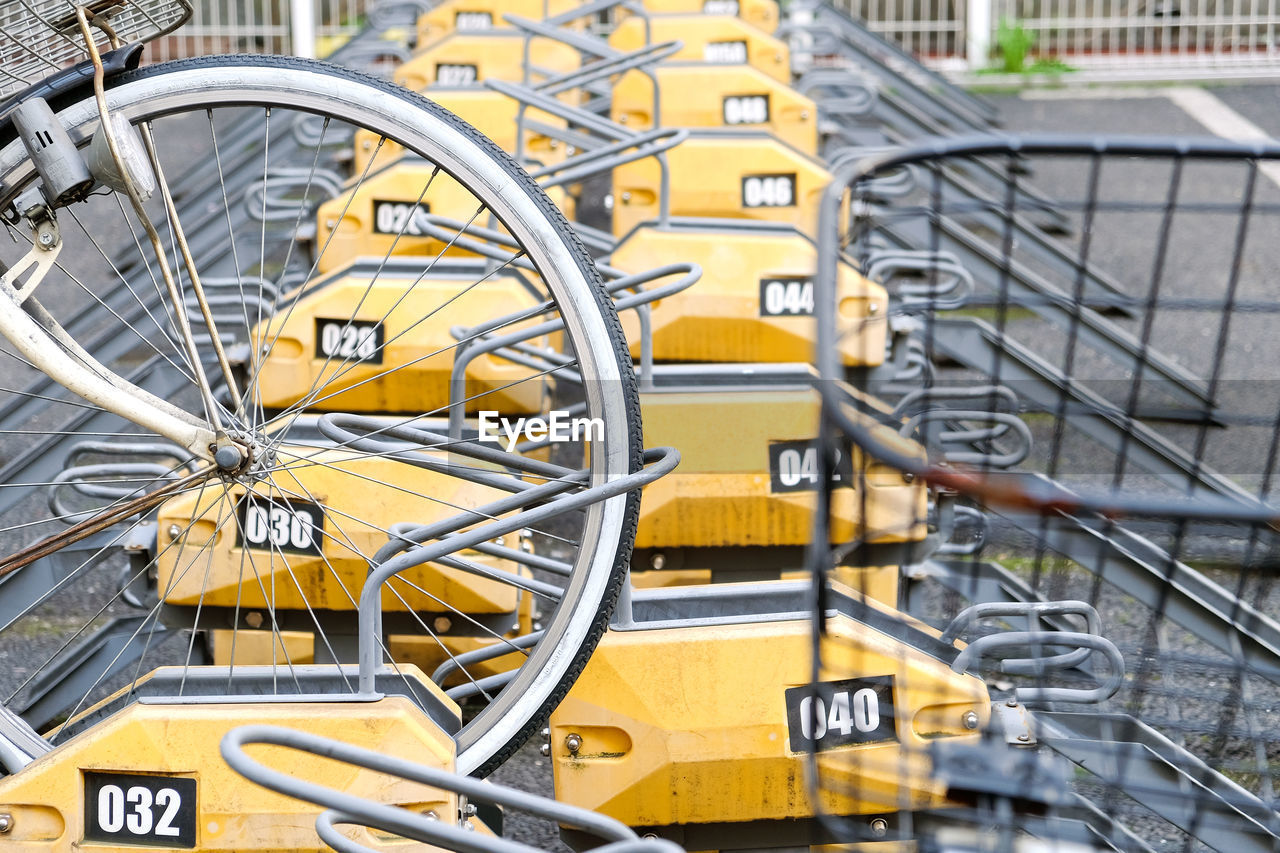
[[84, 772, 197, 848], [785, 676, 896, 752]]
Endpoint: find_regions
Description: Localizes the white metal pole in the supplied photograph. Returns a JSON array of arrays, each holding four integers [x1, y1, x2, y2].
[[966, 0, 993, 69], [290, 0, 317, 58]]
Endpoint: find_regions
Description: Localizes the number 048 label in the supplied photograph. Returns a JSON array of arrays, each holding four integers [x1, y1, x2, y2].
[[785, 676, 896, 752], [84, 772, 197, 848]]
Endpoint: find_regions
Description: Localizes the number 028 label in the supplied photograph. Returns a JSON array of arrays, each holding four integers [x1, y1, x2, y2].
[[315, 318, 383, 364], [84, 772, 197, 848], [785, 676, 896, 752]]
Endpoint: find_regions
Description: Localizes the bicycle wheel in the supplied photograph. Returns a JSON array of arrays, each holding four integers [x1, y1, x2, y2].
[[0, 55, 641, 777]]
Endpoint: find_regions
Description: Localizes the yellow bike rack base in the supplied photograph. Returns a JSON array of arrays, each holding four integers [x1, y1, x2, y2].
[[0, 668, 458, 851], [550, 583, 988, 850]]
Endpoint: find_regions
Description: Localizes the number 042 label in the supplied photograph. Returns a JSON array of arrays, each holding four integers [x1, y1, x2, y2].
[[785, 676, 896, 752], [84, 772, 197, 847]]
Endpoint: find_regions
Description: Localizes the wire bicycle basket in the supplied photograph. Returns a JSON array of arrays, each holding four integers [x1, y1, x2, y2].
[[808, 135, 1280, 851], [0, 0, 192, 101]]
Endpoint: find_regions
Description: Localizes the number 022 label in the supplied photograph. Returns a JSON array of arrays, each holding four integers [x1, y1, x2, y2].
[[84, 772, 197, 848], [784, 676, 896, 752]]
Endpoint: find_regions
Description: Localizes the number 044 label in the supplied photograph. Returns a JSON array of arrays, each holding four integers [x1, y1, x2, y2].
[[785, 676, 896, 752], [84, 772, 197, 848]]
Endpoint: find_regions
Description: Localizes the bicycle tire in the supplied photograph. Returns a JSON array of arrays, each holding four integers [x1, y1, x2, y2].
[[0, 55, 641, 777]]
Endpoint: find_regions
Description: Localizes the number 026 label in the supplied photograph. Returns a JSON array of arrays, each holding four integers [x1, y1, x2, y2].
[[84, 772, 197, 848], [785, 676, 896, 752]]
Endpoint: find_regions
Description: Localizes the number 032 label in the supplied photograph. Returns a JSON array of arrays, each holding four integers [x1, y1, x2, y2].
[[784, 676, 896, 752], [84, 772, 197, 847]]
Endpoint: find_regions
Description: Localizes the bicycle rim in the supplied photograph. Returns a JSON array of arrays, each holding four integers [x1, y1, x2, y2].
[[0, 55, 640, 776]]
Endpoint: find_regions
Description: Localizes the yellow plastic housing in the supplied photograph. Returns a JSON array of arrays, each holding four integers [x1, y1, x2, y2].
[[620, 0, 780, 34], [608, 14, 791, 83], [154, 449, 521, 616], [631, 565, 900, 608], [636, 387, 927, 548], [610, 225, 885, 366], [314, 159, 574, 273], [416, 0, 585, 50], [248, 265, 547, 414], [611, 132, 830, 237], [209, 590, 535, 684], [549, 604, 989, 828], [351, 90, 568, 176], [612, 63, 817, 156], [395, 31, 582, 90], [0, 686, 457, 851]]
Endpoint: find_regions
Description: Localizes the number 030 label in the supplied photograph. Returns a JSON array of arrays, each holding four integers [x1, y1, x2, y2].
[[784, 676, 896, 752], [84, 772, 197, 847], [237, 495, 325, 556]]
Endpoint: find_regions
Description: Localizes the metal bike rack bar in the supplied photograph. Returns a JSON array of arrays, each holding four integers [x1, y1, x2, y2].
[[221, 724, 685, 853]]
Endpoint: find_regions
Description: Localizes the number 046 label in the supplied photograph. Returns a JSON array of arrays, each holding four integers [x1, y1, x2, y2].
[[785, 676, 896, 752], [84, 772, 197, 848]]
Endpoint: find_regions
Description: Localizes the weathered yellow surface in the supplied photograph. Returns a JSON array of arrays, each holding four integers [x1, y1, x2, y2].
[[351, 90, 567, 175], [0, 690, 457, 851], [314, 160, 574, 273], [155, 448, 521, 614], [249, 265, 546, 413], [613, 63, 817, 155], [396, 31, 581, 90], [611, 225, 885, 365], [550, 610, 988, 826], [416, 0, 585, 50], [612, 134, 830, 237], [609, 15, 791, 83], [636, 389, 926, 547], [620, 0, 780, 34]]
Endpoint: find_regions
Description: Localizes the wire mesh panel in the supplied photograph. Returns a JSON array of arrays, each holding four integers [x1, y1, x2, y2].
[[995, 0, 1280, 72], [830, 0, 968, 59], [147, 0, 371, 60], [0, 0, 191, 98], [808, 136, 1280, 850]]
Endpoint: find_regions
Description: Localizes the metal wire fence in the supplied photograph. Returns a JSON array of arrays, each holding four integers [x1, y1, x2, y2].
[[147, 0, 370, 60], [831, 0, 1280, 75]]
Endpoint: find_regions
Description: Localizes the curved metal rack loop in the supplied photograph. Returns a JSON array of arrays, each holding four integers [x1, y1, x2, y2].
[[221, 724, 686, 853]]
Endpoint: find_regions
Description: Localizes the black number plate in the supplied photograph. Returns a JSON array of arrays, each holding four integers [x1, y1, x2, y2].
[[759, 276, 814, 316], [723, 94, 770, 125], [785, 676, 897, 752], [455, 10, 493, 29], [237, 495, 325, 556], [741, 173, 796, 208], [314, 318, 383, 365], [704, 40, 747, 63], [435, 62, 479, 85], [768, 438, 852, 493], [371, 200, 431, 236], [84, 772, 197, 848]]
